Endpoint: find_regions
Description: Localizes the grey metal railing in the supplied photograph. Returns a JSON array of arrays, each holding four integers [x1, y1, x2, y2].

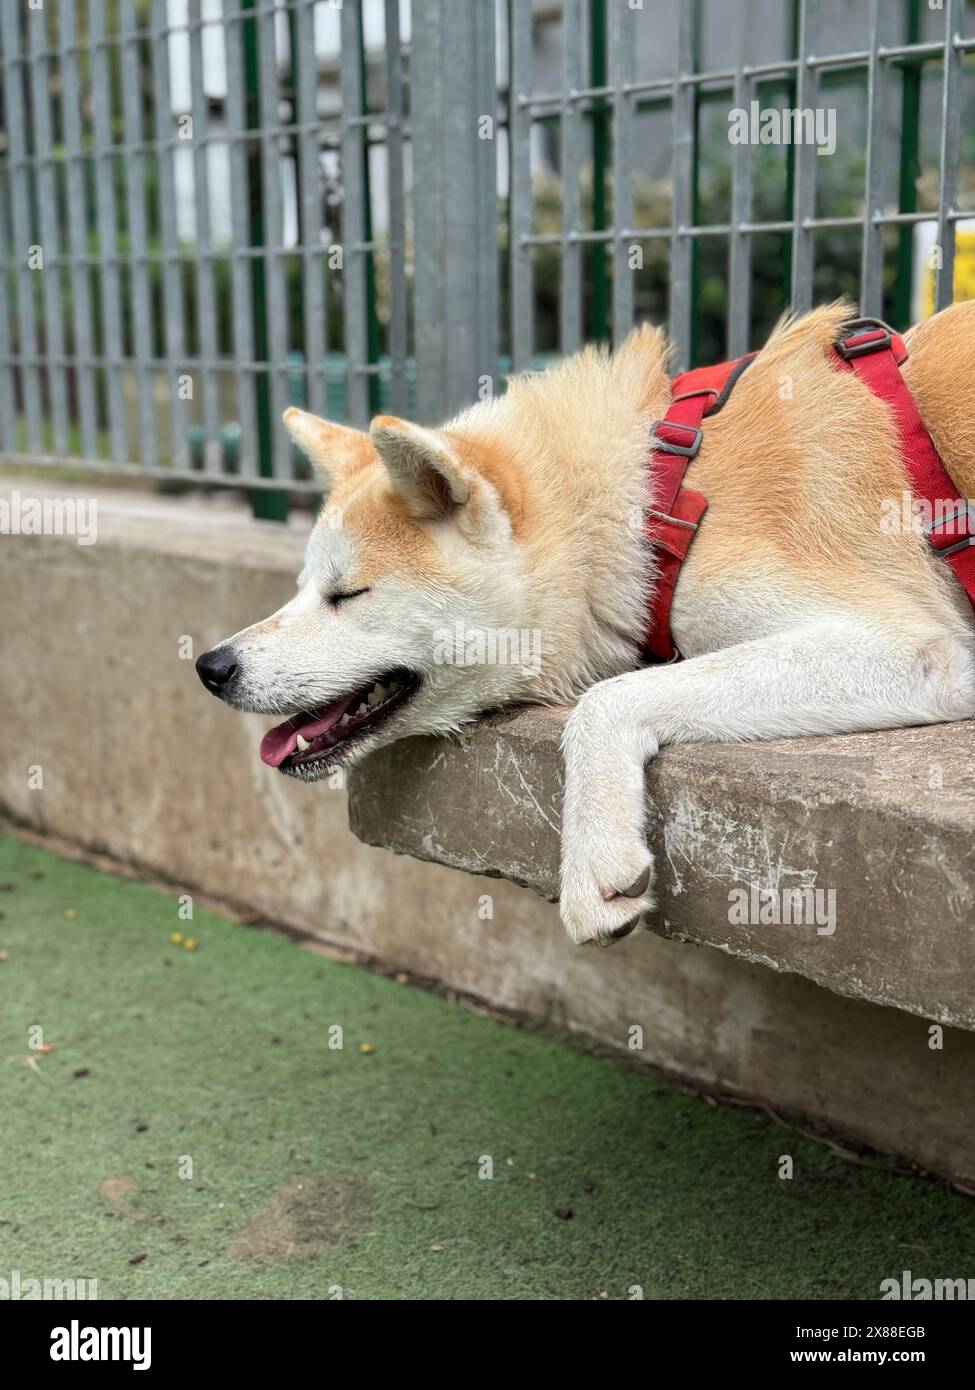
[[0, 0, 413, 501], [508, 0, 973, 375], [0, 0, 971, 501]]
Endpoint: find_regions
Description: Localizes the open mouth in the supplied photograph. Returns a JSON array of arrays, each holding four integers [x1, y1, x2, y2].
[[259, 668, 422, 775]]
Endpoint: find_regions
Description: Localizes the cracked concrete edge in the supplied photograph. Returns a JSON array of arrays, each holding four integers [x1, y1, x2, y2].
[[349, 708, 975, 1030]]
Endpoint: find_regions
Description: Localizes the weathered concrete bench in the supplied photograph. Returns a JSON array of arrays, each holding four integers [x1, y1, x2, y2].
[[4, 479, 974, 1187], [350, 708, 975, 1030]]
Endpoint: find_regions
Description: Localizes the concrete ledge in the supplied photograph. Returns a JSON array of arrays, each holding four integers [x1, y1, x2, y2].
[[349, 706, 975, 1031], [5, 479, 975, 1186]]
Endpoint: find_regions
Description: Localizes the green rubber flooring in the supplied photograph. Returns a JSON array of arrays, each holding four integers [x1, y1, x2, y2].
[[1, 832, 973, 1300]]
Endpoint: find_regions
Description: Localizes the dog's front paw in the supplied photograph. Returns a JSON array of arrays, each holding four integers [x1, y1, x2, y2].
[[559, 681, 656, 946], [559, 839, 656, 948]]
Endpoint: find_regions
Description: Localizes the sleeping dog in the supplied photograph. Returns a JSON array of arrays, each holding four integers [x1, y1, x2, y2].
[[196, 299, 975, 946]]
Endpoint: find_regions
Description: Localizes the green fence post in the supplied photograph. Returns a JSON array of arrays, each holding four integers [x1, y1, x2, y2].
[[894, 0, 921, 328], [241, 0, 288, 523], [689, 3, 702, 366], [781, 0, 800, 306]]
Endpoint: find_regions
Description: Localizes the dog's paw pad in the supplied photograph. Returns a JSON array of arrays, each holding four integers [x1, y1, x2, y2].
[[561, 854, 656, 948], [598, 914, 642, 945], [601, 865, 653, 901]]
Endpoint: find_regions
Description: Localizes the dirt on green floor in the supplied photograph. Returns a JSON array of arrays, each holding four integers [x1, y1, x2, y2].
[[1, 832, 973, 1301]]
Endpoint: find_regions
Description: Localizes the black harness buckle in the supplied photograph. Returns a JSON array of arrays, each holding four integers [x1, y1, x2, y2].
[[836, 316, 895, 360]]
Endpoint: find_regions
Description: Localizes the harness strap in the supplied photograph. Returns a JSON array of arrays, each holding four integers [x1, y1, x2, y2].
[[833, 319, 975, 603], [642, 317, 975, 665], [643, 353, 754, 661]]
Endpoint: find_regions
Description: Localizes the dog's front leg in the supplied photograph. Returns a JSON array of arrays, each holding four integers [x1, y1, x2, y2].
[[559, 617, 975, 945]]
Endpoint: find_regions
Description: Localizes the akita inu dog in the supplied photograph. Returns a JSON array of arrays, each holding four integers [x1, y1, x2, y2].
[[196, 299, 975, 947]]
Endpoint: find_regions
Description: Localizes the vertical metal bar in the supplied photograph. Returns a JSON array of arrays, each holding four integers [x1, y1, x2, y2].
[[151, 0, 189, 469], [1, 4, 44, 452], [340, 1, 370, 426], [358, 20, 383, 418], [610, 0, 635, 347], [780, 0, 800, 300], [224, 4, 257, 476], [508, 0, 534, 371], [934, 0, 962, 312], [383, 0, 408, 416], [727, 0, 753, 357], [256, 0, 289, 473], [0, 155, 16, 453], [60, 0, 98, 459], [412, 0, 498, 421], [294, 0, 327, 419], [559, 0, 583, 355], [670, 0, 697, 372], [789, 0, 820, 313], [121, 1, 157, 469], [860, 0, 890, 318], [90, 0, 128, 462], [189, 0, 221, 465], [242, 0, 288, 519], [589, 0, 609, 342], [893, 0, 921, 330], [28, 4, 69, 457], [472, 0, 499, 398]]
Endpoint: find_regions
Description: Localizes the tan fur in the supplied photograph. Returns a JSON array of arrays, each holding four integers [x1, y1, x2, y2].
[[442, 428, 528, 536], [681, 300, 965, 625], [903, 300, 975, 499], [327, 459, 447, 587], [282, 408, 377, 475], [252, 305, 975, 944], [285, 302, 973, 699], [441, 322, 675, 697], [476, 299, 973, 674]]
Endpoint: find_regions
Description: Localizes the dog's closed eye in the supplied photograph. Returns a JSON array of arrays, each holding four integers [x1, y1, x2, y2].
[[327, 587, 371, 607]]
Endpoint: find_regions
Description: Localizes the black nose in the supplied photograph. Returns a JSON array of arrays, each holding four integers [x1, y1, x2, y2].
[[196, 647, 239, 695]]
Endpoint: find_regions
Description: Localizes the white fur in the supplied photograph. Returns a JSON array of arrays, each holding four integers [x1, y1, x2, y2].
[[205, 311, 975, 948], [560, 604, 975, 945]]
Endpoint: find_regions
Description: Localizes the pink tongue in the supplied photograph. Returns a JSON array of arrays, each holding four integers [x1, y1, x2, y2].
[[259, 691, 360, 767]]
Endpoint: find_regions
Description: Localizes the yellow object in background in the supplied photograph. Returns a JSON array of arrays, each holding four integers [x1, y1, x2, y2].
[[920, 228, 975, 319]]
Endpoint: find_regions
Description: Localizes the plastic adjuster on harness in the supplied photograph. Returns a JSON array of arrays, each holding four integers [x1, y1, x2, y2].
[[648, 419, 703, 458], [835, 316, 894, 360], [924, 502, 975, 559]]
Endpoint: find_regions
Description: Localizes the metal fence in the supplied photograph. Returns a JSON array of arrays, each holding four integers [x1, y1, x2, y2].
[[0, 0, 973, 511], [0, 0, 411, 509], [507, 0, 974, 375]]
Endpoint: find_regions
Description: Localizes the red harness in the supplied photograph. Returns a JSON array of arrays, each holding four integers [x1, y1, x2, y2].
[[643, 316, 975, 663]]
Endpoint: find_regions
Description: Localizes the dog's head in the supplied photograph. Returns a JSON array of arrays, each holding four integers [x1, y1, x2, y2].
[[196, 408, 533, 780]]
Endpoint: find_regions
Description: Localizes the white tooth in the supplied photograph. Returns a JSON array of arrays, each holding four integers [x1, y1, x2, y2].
[[296, 734, 311, 752], [340, 713, 350, 726], [367, 688, 381, 706], [373, 684, 389, 703]]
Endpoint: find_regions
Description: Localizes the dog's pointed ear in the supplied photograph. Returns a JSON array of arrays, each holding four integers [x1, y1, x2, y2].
[[369, 416, 472, 520], [282, 408, 372, 482]]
